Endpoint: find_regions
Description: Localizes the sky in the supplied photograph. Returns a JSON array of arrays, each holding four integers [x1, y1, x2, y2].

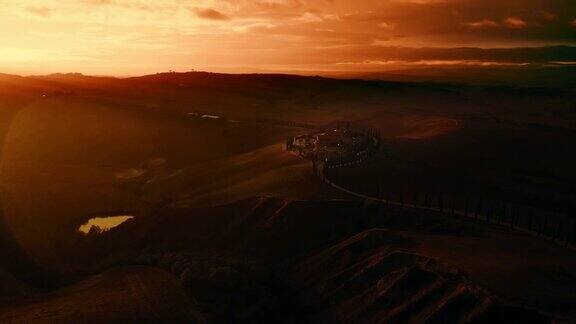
[[0, 0, 575, 75]]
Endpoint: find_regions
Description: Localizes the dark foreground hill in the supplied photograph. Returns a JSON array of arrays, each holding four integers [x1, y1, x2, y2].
[[2, 197, 574, 323]]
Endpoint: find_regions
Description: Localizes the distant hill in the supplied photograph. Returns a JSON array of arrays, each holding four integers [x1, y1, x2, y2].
[[341, 65, 576, 88]]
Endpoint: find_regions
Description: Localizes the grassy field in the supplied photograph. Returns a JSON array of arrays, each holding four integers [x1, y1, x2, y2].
[[0, 95, 308, 270], [1, 71, 575, 267], [0, 71, 574, 321], [332, 115, 576, 216]]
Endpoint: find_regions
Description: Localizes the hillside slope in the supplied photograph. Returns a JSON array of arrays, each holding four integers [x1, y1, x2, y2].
[[0, 266, 204, 323], [19, 197, 570, 323]]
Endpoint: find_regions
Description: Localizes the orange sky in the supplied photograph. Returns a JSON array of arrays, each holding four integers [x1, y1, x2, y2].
[[1, 0, 575, 75]]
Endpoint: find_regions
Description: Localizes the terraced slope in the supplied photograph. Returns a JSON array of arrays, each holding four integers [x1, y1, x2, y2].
[[295, 230, 549, 323], [35, 197, 571, 323]]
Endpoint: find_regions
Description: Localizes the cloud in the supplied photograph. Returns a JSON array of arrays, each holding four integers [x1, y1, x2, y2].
[[391, 0, 448, 4], [192, 7, 230, 21], [465, 19, 499, 28], [26, 5, 51, 17], [504, 17, 528, 29], [310, 45, 576, 65], [2, 0, 576, 74], [540, 11, 556, 21], [378, 22, 396, 30], [336, 60, 528, 67], [83, 0, 114, 5]]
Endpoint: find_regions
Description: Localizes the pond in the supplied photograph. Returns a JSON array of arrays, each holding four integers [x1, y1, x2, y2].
[[78, 215, 134, 234]]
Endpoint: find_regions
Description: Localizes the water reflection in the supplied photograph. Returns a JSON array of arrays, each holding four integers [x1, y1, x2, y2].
[[78, 215, 133, 234]]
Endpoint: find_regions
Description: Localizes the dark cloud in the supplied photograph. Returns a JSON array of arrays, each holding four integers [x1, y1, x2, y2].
[[382, 0, 575, 44], [327, 45, 576, 64], [243, 0, 576, 46], [192, 7, 231, 21]]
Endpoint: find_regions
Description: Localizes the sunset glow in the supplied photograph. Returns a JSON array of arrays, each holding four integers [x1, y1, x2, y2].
[[1, 0, 575, 75], [1, 2, 576, 322]]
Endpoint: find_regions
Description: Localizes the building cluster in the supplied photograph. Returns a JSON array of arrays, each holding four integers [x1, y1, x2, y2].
[[286, 122, 381, 168]]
